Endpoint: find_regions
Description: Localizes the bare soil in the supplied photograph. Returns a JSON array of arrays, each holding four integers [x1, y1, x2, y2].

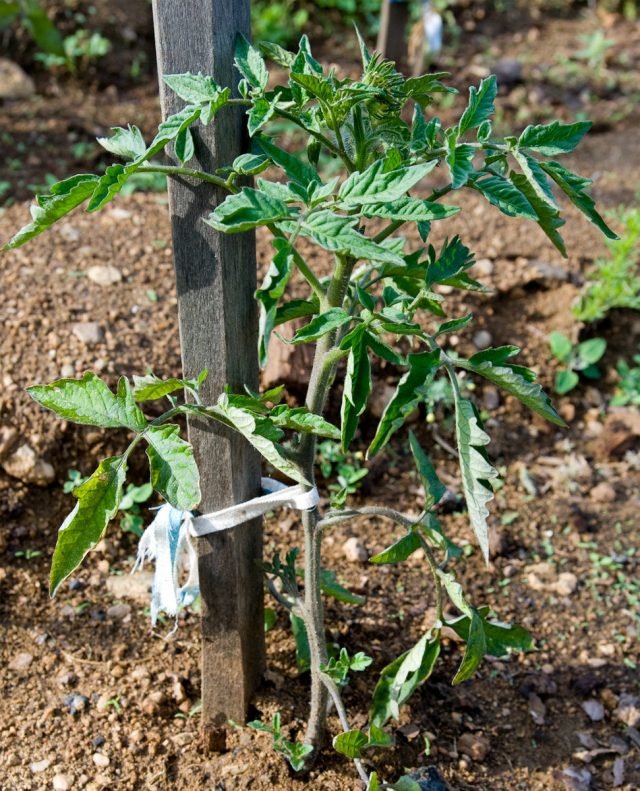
[[1, 4, 639, 790]]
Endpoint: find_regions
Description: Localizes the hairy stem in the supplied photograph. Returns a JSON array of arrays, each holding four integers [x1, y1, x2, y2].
[[320, 672, 370, 785]]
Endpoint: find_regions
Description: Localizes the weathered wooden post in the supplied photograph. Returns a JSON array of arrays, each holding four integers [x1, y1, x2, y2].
[[152, 0, 265, 747], [377, 0, 410, 66]]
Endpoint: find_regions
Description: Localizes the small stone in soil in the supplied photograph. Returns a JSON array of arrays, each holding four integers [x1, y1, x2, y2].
[[582, 699, 605, 721], [53, 774, 74, 791], [615, 694, 640, 727], [29, 758, 50, 773], [63, 693, 90, 715], [342, 536, 367, 563], [590, 482, 616, 504], [91, 735, 106, 749], [72, 321, 104, 345], [106, 603, 131, 620], [559, 766, 592, 791], [2, 444, 55, 486], [92, 753, 110, 768], [458, 732, 490, 761], [472, 329, 492, 350], [9, 651, 34, 670], [86, 265, 122, 286], [57, 671, 77, 687]]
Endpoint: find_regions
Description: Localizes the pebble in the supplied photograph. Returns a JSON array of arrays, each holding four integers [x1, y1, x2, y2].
[[482, 385, 500, 410], [559, 766, 592, 791], [57, 672, 77, 688], [472, 330, 493, 350], [92, 753, 110, 768], [473, 258, 494, 277], [72, 322, 104, 345], [458, 732, 490, 761], [0, 424, 19, 461], [555, 572, 578, 596], [369, 381, 395, 419], [615, 694, 640, 727], [60, 364, 75, 378], [2, 444, 55, 486], [106, 603, 132, 620], [29, 758, 50, 773], [589, 482, 616, 504], [0, 58, 35, 100], [342, 537, 368, 563], [63, 693, 90, 715], [87, 265, 122, 286], [9, 651, 34, 670], [106, 571, 153, 602], [582, 699, 605, 721], [53, 774, 74, 790]]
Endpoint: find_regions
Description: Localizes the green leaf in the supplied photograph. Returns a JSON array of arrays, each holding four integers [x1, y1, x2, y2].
[[290, 612, 310, 672], [213, 396, 308, 484], [274, 298, 319, 326], [426, 236, 475, 286], [258, 40, 296, 68], [232, 153, 269, 176], [549, 331, 572, 362], [339, 159, 436, 206], [289, 71, 333, 101], [540, 161, 618, 240], [257, 135, 318, 186], [511, 149, 557, 208], [458, 76, 497, 135], [518, 120, 591, 156], [4, 174, 99, 249], [86, 164, 132, 213], [24, 2, 64, 55], [50, 456, 126, 595], [341, 328, 372, 450], [234, 33, 268, 90], [28, 372, 147, 431], [510, 172, 566, 255], [290, 308, 352, 344], [270, 405, 340, 440], [446, 140, 476, 189], [320, 569, 366, 605], [452, 609, 487, 684], [132, 373, 202, 402], [409, 431, 446, 509], [145, 424, 201, 511], [174, 126, 195, 163], [363, 196, 459, 223], [555, 369, 579, 394], [368, 350, 441, 457], [145, 105, 202, 161], [389, 778, 422, 791], [457, 353, 565, 426], [96, 125, 146, 160], [200, 89, 232, 124], [577, 337, 606, 364], [367, 773, 381, 791], [369, 531, 421, 564], [300, 211, 404, 265], [454, 397, 498, 562], [333, 730, 369, 759], [469, 174, 537, 220], [256, 241, 294, 366], [448, 611, 535, 656], [206, 187, 295, 233], [163, 72, 226, 104], [435, 314, 474, 337], [370, 633, 441, 727], [403, 72, 454, 107], [248, 96, 278, 136]]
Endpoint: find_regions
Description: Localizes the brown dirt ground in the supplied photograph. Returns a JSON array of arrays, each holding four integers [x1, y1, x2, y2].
[[1, 4, 639, 790]]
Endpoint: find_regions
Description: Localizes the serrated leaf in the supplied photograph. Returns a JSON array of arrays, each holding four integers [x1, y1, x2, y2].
[[290, 612, 310, 672], [96, 125, 146, 160], [452, 609, 487, 684], [257, 135, 318, 186], [447, 612, 535, 656], [290, 308, 352, 344], [4, 174, 99, 249], [540, 161, 618, 240], [511, 149, 557, 208], [403, 72, 454, 107], [248, 96, 278, 136], [370, 634, 441, 727], [470, 173, 537, 220], [257, 241, 294, 367], [163, 72, 225, 104], [213, 396, 308, 484], [446, 140, 475, 189], [50, 456, 126, 595], [145, 104, 202, 161], [363, 196, 459, 223], [132, 373, 202, 401], [339, 159, 436, 206], [319, 569, 366, 605], [232, 153, 269, 176], [368, 350, 441, 458], [258, 40, 296, 67], [341, 327, 372, 450], [86, 163, 132, 212], [518, 120, 591, 156], [206, 187, 296, 233], [174, 126, 195, 163], [300, 211, 404, 265], [274, 298, 319, 326], [369, 531, 421, 564], [435, 314, 474, 337], [456, 354, 565, 426], [365, 332, 406, 366], [426, 236, 475, 286], [454, 397, 498, 562], [145, 424, 200, 511], [270, 405, 340, 440], [28, 372, 147, 431], [333, 730, 369, 759], [234, 33, 268, 90], [458, 76, 497, 135], [510, 172, 566, 255], [200, 88, 232, 125], [409, 431, 446, 509], [289, 71, 333, 101]]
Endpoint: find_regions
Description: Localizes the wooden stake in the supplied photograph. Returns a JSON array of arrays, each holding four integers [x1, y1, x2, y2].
[[377, 0, 410, 68], [152, 0, 265, 739]]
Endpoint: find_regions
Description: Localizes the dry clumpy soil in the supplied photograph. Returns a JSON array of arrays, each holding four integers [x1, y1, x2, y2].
[[1, 4, 640, 791]]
